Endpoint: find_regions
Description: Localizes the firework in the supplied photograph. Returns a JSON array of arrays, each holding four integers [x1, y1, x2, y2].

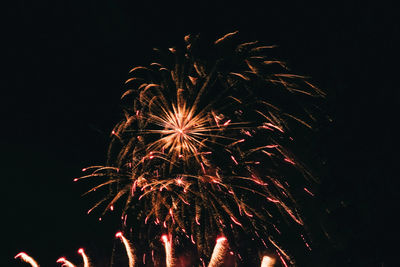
[[261, 255, 276, 267], [77, 31, 324, 264], [116, 231, 136, 267], [161, 234, 175, 267], [56, 257, 76, 267], [15, 252, 39, 267], [208, 237, 229, 267], [78, 248, 90, 267]]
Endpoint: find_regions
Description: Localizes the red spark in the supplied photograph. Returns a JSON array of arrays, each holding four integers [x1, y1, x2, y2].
[[231, 155, 239, 165], [304, 187, 314, 196], [284, 158, 295, 165], [230, 216, 242, 226]]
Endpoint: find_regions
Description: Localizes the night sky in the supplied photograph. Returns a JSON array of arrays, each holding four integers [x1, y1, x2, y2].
[[3, 1, 397, 266]]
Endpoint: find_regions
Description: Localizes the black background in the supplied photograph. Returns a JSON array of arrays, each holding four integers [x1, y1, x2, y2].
[[3, 1, 397, 266]]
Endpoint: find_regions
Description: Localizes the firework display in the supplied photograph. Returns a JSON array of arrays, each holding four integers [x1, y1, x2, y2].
[[75, 31, 324, 265]]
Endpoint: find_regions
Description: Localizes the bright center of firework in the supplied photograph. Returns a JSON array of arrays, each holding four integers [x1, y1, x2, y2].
[[149, 102, 211, 160]]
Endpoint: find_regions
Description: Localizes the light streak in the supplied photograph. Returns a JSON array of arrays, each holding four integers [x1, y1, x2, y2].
[[161, 234, 174, 267], [78, 248, 90, 267], [116, 231, 135, 267], [208, 237, 228, 267], [261, 255, 276, 267], [304, 187, 314, 196], [15, 252, 39, 267], [56, 257, 76, 267]]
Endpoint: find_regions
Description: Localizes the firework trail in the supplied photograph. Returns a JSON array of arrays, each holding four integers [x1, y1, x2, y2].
[[207, 237, 229, 267], [56, 257, 76, 267], [77, 31, 324, 264], [261, 255, 276, 267], [116, 231, 136, 267], [15, 252, 39, 267], [162, 234, 175, 267], [78, 248, 90, 267]]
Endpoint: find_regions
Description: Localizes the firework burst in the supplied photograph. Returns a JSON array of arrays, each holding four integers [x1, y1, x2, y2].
[[76, 31, 324, 265]]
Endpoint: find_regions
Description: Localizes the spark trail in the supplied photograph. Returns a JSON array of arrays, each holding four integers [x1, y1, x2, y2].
[[116, 231, 135, 267], [78, 248, 90, 267], [261, 255, 276, 267], [208, 237, 229, 267], [162, 234, 174, 267], [56, 257, 76, 267], [15, 252, 39, 267]]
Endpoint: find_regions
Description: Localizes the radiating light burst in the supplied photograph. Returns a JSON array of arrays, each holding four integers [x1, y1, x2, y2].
[[76, 31, 324, 265]]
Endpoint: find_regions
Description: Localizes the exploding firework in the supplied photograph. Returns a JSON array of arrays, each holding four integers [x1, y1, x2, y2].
[[76, 31, 324, 265]]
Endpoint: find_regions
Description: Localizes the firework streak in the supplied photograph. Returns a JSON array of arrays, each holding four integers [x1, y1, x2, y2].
[[208, 237, 229, 267], [116, 232, 136, 267], [76, 31, 324, 264], [78, 248, 90, 267], [56, 257, 76, 267], [161, 234, 174, 267], [14, 252, 39, 267], [261, 255, 276, 267]]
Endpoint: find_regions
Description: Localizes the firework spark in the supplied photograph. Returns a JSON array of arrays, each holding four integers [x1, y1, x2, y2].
[[15, 252, 39, 267], [208, 237, 229, 267], [261, 255, 276, 267], [162, 234, 175, 267], [116, 231, 135, 267], [78, 248, 90, 267], [77, 31, 324, 264], [56, 257, 76, 267]]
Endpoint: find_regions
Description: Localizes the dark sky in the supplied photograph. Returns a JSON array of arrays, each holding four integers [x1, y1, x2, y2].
[[3, 1, 397, 266]]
